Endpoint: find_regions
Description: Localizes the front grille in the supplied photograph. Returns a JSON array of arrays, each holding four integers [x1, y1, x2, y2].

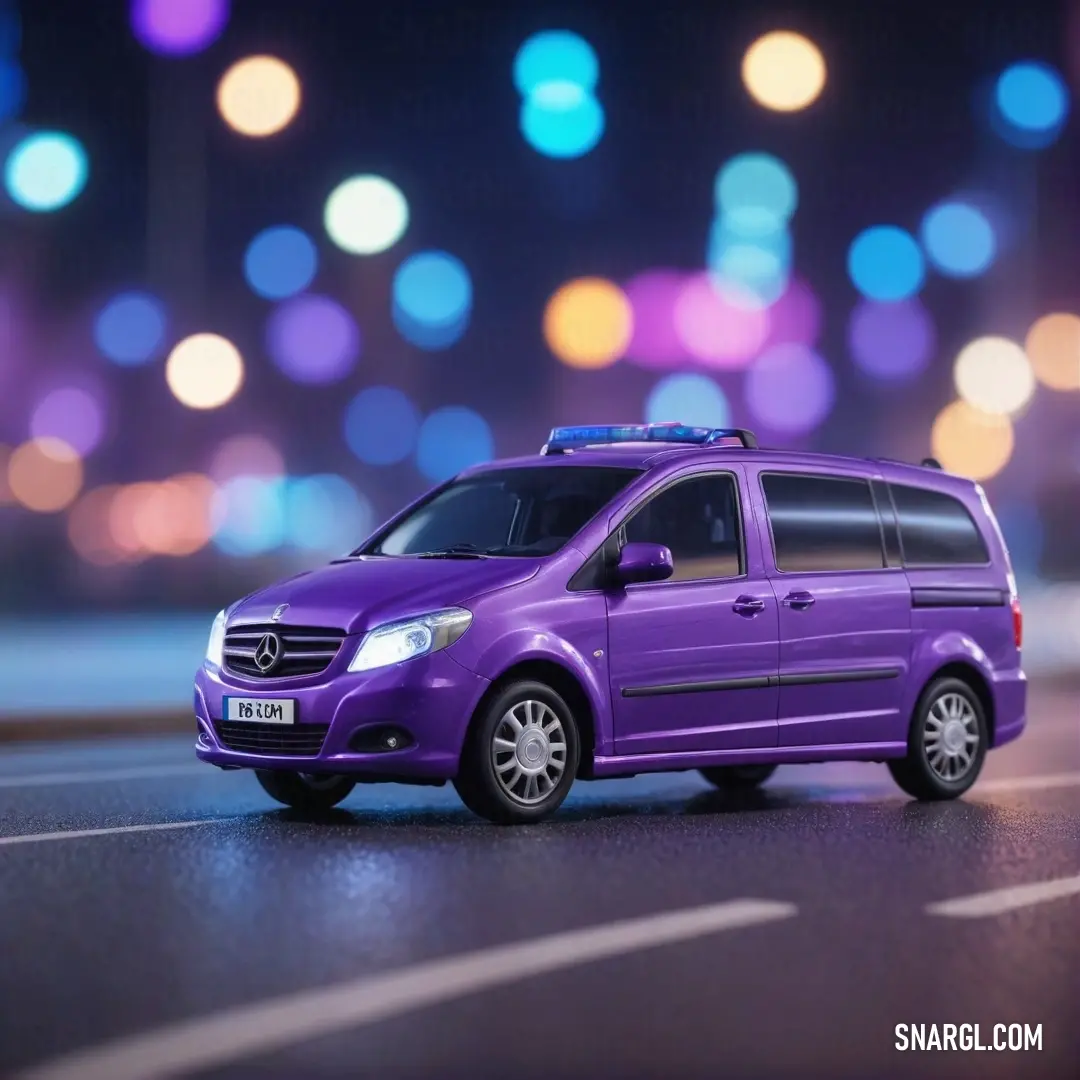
[[224, 623, 347, 679], [214, 721, 330, 756]]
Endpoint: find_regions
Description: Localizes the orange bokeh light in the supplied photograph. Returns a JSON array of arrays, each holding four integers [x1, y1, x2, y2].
[[1024, 312, 1080, 391], [7, 437, 84, 512], [543, 277, 633, 369]]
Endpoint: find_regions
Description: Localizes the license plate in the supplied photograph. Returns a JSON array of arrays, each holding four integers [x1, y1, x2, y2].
[[223, 696, 296, 724]]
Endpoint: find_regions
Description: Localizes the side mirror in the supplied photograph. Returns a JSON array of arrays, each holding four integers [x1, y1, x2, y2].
[[615, 542, 674, 585]]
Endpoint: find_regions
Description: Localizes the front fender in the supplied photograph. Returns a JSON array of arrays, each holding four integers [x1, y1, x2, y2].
[[449, 626, 614, 755]]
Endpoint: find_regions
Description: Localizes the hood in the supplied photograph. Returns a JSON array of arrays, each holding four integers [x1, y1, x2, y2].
[[227, 556, 542, 635]]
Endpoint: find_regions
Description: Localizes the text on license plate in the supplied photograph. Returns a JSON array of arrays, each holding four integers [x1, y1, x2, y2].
[[223, 697, 296, 724]]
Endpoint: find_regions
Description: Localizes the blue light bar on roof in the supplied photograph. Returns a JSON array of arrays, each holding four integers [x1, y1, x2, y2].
[[541, 423, 758, 453]]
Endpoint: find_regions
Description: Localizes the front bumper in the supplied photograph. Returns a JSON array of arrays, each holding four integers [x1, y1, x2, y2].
[[193, 648, 490, 778]]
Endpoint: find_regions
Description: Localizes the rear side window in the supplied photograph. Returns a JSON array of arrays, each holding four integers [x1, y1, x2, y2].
[[762, 473, 885, 572], [890, 483, 989, 566]]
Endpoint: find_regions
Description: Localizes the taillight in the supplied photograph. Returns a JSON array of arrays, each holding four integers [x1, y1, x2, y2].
[[1011, 597, 1023, 649]]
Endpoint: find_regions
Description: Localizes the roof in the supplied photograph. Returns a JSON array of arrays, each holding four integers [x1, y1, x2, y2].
[[464, 443, 977, 492]]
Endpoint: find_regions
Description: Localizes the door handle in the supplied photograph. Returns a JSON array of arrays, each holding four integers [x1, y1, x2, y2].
[[732, 595, 766, 616], [782, 591, 816, 610]]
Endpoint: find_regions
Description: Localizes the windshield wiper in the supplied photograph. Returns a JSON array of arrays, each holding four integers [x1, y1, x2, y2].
[[417, 544, 491, 559]]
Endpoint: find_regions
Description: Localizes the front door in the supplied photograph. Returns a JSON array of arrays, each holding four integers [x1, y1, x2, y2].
[[755, 470, 912, 748], [607, 468, 780, 756]]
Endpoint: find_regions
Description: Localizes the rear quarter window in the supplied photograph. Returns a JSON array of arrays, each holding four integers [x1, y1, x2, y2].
[[890, 483, 990, 566]]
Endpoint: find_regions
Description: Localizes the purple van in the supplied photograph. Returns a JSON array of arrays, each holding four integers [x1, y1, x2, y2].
[[194, 423, 1026, 824]]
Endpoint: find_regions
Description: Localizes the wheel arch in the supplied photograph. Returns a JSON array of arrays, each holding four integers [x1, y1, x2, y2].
[[917, 660, 996, 742], [468, 658, 599, 778]]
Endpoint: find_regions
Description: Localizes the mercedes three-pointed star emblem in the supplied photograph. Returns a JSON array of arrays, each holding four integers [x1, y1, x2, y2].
[[254, 632, 282, 674]]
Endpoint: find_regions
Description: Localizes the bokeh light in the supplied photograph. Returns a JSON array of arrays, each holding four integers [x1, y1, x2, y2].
[[715, 153, 797, 228], [673, 274, 769, 368], [513, 30, 598, 96], [543, 277, 632, 369], [243, 226, 317, 300], [416, 407, 494, 483], [284, 475, 374, 553], [520, 86, 605, 158], [4, 131, 88, 212], [266, 294, 360, 384], [847, 225, 925, 301], [391, 251, 472, 351], [745, 344, 836, 434], [953, 335, 1035, 416], [130, 0, 229, 56], [217, 56, 300, 137], [324, 175, 408, 256], [1024, 312, 1080, 391], [68, 485, 130, 566], [741, 31, 826, 112], [208, 434, 284, 483], [131, 474, 217, 556], [848, 298, 936, 381], [994, 61, 1069, 137], [94, 292, 167, 365], [645, 373, 731, 428], [108, 482, 157, 557], [165, 333, 245, 409], [30, 386, 105, 456], [344, 386, 420, 465], [7, 437, 83, 512], [211, 475, 287, 556], [920, 201, 996, 277], [0, 57, 25, 123], [707, 215, 791, 307], [622, 270, 690, 369], [931, 400, 1014, 480], [763, 278, 822, 347]]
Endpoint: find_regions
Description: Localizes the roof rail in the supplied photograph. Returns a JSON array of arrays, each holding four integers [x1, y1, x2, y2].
[[875, 456, 945, 471], [540, 423, 759, 455]]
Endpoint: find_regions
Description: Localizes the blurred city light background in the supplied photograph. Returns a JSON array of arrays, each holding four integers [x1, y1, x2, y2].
[[1, 0, 1080, 714]]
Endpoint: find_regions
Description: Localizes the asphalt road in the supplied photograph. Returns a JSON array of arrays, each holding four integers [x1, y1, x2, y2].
[[1, 687, 1077, 1080]]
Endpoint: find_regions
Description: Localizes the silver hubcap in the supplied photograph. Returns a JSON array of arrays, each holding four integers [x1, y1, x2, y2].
[[923, 692, 980, 781], [491, 699, 568, 805]]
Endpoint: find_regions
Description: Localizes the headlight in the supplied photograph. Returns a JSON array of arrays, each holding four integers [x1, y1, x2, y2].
[[348, 607, 472, 673], [205, 610, 226, 668]]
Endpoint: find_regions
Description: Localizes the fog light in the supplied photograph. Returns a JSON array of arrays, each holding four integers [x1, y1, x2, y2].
[[384, 734, 400, 749]]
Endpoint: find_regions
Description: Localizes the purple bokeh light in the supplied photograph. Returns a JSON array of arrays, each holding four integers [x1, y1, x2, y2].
[[30, 386, 105, 455], [848, 298, 936, 381], [745, 344, 836, 434], [266, 295, 361, 385], [130, 0, 229, 57], [674, 274, 769, 369], [622, 270, 690, 369], [763, 278, 823, 348]]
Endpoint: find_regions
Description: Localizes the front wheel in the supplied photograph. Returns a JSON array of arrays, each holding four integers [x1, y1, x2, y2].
[[888, 677, 987, 800], [699, 764, 778, 790], [255, 770, 356, 812], [454, 680, 581, 825]]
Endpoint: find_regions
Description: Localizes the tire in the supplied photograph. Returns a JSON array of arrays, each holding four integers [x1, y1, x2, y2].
[[255, 770, 356, 812], [888, 676, 988, 801], [699, 764, 778, 790], [453, 679, 581, 825]]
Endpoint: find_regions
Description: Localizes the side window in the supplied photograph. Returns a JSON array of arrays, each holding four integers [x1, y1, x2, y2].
[[890, 483, 989, 565], [763, 473, 885, 572], [623, 473, 743, 582]]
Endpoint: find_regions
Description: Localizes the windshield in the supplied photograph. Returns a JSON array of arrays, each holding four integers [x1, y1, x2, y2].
[[361, 466, 641, 557]]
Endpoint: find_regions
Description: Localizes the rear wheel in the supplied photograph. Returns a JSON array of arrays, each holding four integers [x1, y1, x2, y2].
[[888, 676, 987, 800], [454, 679, 581, 825], [699, 764, 778, 790], [255, 770, 356, 812]]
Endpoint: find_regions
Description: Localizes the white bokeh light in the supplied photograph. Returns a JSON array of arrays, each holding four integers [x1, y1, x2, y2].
[[953, 336, 1035, 416]]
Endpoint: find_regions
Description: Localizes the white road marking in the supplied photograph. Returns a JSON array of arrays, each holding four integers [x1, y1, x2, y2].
[[927, 874, 1080, 918], [0, 764, 206, 789], [0, 818, 240, 848], [15, 898, 798, 1080]]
